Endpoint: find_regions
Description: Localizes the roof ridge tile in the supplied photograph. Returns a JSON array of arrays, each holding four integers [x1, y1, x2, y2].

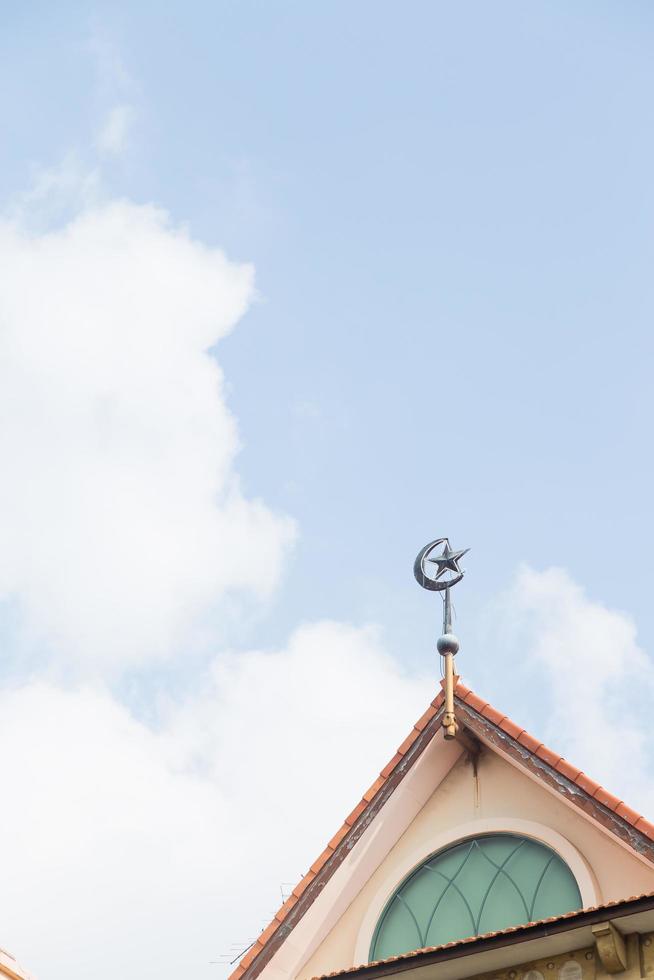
[[554, 758, 581, 781], [635, 817, 654, 837], [536, 746, 562, 768], [516, 731, 542, 753], [379, 752, 403, 780], [574, 772, 601, 796], [396, 729, 420, 756], [480, 704, 506, 725], [414, 705, 438, 732], [292, 870, 316, 899], [274, 894, 299, 923], [592, 787, 622, 811], [310, 846, 335, 875], [614, 801, 642, 824]]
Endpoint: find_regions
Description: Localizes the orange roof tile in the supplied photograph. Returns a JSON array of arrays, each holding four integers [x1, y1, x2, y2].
[[311, 891, 654, 979], [229, 682, 654, 980]]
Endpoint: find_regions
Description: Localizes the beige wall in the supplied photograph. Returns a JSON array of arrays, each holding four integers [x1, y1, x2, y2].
[[301, 749, 654, 980]]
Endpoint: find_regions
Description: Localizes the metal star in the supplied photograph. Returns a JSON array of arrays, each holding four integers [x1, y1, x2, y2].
[[426, 540, 469, 580]]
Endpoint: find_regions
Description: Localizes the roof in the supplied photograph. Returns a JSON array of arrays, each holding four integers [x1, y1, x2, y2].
[[312, 891, 654, 980], [229, 680, 654, 980], [0, 947, 34, 980], [455, 682, 654, 839]]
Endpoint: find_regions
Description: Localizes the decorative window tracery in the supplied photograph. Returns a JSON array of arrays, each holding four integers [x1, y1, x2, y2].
[[370, 834, 582, 961]]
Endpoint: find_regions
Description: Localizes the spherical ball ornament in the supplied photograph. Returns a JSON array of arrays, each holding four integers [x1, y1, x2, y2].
[[437, 632, 460, 655]]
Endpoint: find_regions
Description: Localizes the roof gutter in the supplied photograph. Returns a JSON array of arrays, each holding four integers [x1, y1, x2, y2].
[[322, 894, 654, 980]]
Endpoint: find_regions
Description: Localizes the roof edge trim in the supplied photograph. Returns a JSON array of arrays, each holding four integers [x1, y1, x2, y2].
[[455, 700, 654, 863], [312, 891, 654, 980], [231, 697, 447, 980]]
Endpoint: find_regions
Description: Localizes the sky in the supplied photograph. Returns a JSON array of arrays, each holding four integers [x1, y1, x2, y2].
[[1, 3, 654, 979]]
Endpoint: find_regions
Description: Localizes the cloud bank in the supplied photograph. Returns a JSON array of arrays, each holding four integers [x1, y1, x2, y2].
[[0, 202, 294, 669], [479, 565, 654, 813], [0, 622, 429, 980]]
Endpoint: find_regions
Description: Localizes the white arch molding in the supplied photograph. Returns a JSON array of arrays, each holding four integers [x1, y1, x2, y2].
[[353, 817, 600, 966]]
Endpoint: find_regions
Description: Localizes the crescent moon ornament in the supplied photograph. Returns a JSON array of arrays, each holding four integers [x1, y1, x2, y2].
[[413, 538, 469, 592], [413, 536, 470, 743]]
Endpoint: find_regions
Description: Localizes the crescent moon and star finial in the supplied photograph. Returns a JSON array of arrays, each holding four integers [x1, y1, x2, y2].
[[413, 538, 469, 593], [414, 537, 470, 740]]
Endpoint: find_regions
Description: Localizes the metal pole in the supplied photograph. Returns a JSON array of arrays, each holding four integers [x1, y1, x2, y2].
[[413, 539, 467, 742], [441, 586, 457, 738], [443, 586, 451, 635]]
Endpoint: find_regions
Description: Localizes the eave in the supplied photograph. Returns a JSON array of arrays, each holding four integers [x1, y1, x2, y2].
[[313, 893, 654, 980]]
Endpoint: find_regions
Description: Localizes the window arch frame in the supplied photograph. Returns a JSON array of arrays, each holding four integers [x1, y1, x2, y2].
[[354, 818, 599, 966]]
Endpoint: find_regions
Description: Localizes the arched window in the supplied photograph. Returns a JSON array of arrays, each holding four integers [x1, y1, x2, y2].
[[370, 834, 582, 961]]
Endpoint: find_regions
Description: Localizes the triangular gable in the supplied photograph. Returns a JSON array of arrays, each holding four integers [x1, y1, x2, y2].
[[230, 682, 654, 980]]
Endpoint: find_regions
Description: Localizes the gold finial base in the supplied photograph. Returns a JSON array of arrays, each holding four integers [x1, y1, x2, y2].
[[442, 654, 458, 739]]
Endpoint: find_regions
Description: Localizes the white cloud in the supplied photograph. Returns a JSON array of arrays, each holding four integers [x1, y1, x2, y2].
[[0, 201, 295, 669], [97, 104, 135, 156], [0, 621, 429, 980], [10, 154, 103, 229], [479, 565, 654, 814]]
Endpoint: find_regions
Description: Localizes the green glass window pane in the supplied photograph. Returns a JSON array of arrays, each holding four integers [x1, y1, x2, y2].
[[370, 834, 582, 962], [424, 884, 475, 948], [372, 896, 423, 961], [401, 864, 449, 927], [531, 858, 582, 922], [504, 841, 552, 903]]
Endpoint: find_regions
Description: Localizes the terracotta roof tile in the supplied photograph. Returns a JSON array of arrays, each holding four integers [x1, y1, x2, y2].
[[592, 787, 622, 811], [257, 921, 279, 947], [414, 705, 438, 732], [292, 871, 315, 899], [635, 817, 654, 838], [344, 800, 367, 827], [574, 772, 601, 796], [397, 729, 420, 756], [380, 752, 404, 780], [274, 894, 298, 923], [239, 943, 262, 971], [554, 758, 581, 781], [462, 691, 488, 712], [229, 680, 654, 980], [363, 776, 386, 803], [615, 801, 642, 825], [327, 824, 350, 851], [310, 846, 335, 875], [516, 731, 542, 753], [227, 687, 445, 980], [311, 891, 654, 979], [498, 717, 524, 739], [536, 746, 562, 768], [480, 704, 506, 725]]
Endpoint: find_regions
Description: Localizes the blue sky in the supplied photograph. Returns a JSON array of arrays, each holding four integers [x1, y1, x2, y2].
[[1, 4, 654, 980], [4, 2, 654, 666]]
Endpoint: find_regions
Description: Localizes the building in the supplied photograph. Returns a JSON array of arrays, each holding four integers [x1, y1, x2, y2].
[[0, 946, 33, 980], [229, 680, 654, 980]]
